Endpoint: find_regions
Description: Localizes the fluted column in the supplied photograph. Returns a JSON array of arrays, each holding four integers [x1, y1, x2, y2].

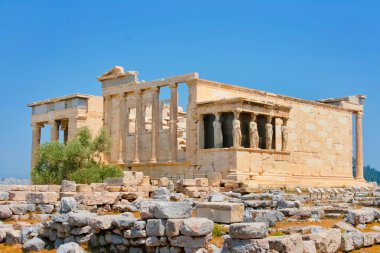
[[133, 90, 143, 163], [150, 86, 160, 162], [355, 111, 364, 180], [117, 93, 126, 164], [50, 120, 59, 142], [169, 83, 178, 162], [31, 123, 42, 167]]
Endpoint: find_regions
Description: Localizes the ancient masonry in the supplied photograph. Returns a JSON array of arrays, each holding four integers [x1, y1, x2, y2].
[[28, 66, 367, 187]]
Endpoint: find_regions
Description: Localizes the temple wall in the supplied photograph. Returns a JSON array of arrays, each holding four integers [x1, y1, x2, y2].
[[194, 80, 354, 181]]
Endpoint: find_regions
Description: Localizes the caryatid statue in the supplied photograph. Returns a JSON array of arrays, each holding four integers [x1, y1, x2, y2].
[[213, 113, 223, 148], [232, 112, 242, 147], [281, 118, 288, 151], [265, 117, 273, 149], [249, 115, 259, 149]]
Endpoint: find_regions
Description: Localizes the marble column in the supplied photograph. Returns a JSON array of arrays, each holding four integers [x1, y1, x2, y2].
[[169, 83, 178, 162], [133, 90, 143, 163], [198, 115, 204, 149], [50, 120, 59, 142], [355, 111, 364, 180], [31, 123, 42, 167], [274, 117, 282, 151], [117, 93, 126, 164], [104, 95, 112, 162], [150, 86, 160, 162]]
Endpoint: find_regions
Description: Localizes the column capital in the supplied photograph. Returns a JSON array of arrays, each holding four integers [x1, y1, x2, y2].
[[355, 111, 363, 118], [136, 89, 143, 95], [169, 82, 178, 89], [151, 86, 160, 93], [31, 123, 43, 129], [234, 110, 241, 118]]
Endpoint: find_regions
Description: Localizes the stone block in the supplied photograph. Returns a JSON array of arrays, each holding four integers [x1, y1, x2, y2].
[[222, 237, 269, 253], [9, 204, 36, 215], [267, 234, 303, 253], [0, 191, 9, 201], [90, 183, 107, 192], [180, 218, 214, 236], [123, 171, 144, 186], [158, 177, 170, 187], [178, 179, 196, 187], [208, 172, 222, 187], [302, 240, 317, 253], [67, 211, 97, 226], [60, 197, 77, 213], [146, 219, 167, 236], [347, 208, 376, 225], [61, 180, 77, 192], [89, 215, 121, 230], [112, 216, 137, 229], [0, 205, 12, 219], [76, 184, 92, 192], [195, 178, 208, 187], [229, 222, 268, 239], [8, 191, 27, 201], [153, 202, 192, 219], [26, 192, 59, 204], [168, 235, 210, 248], [166, 219, 184, 237], [22, 237, 46, 251], [195, 202, 244, 223], [308, 228, 341, 253]]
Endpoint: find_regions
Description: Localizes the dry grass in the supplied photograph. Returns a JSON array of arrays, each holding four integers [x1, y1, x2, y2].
[[210, 237, 224, 248], [350, 245, 380, 253], [275, 218, 341, 229]]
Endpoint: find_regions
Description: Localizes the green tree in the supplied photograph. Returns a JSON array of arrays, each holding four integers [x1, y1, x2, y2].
[[31, 127, 123, 185]]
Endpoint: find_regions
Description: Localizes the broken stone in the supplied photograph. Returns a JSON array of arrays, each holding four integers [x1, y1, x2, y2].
[[229, 222, 268, 239], [180, 218, 214, 236], [195, 202, 244, 223]]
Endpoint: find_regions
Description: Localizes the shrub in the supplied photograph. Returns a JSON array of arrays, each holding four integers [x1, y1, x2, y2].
[[212, 224, 229, 237], [69, 164, 123, 184], [31, 127, 120, 185]]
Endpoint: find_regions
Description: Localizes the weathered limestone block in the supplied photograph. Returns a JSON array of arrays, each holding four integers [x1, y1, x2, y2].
[[195, 178, 208, 187], [146, 219, 167, 236], [112, 216, 137, 229], [153, 202, 193, 219], [0, 205, 12, 219], [195, 202, 244, 223], [77, 192, 120, 206], [168, 235, 210, 248], [61, 180, 77, 192], [308, 228, 341, 253], [140, 200, 158, 220], [90, 183, 107, 192], [208, 172, 222, 187], [244, 209, 284, 227], [347, 208, 376, 225], [22, 237, 46, 251], [340, 230, 363, 251], [158, 177, 170, 187], [36, 204, 55, 214], [0, 191, 9, 201], [9, 204, 36, 215], [5, 229, 22, 245], [302, 240, 317, 253], [123, 171, 144, 186], [60, 197, 77, 213], [105, 233, 124, 244], [89, 215, 121, 230], [76, 184, 92, 192], [363, 232, 376, 247], [112, 203, 138, 212], [166, 219, 184, 237], [57, 242, 86, 253], [152, 187, 170, 201], [267, 234, 303, 253], [222, 237, 269, 253], [26, 192, 59, 204], [178, 179, 196, 187], [67, 212, 97, 226], [180, 218, 214, 236], [229, 222, 268, 239], [8, 191, 28, 201]]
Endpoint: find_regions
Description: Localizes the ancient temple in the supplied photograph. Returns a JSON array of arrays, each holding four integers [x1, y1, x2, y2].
[[29, 66, 367, 187]]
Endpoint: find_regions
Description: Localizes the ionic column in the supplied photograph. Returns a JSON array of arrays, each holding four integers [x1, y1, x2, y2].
[[150, 86, 160, 162], [31, 123, 42, 167], [355, 111, 364, 180], [104, 95, 112, 162], [50, 120, 59, 142], [169, 83, 178, 162], [117, 93, 126, 164], [133, 90, 143, 163]]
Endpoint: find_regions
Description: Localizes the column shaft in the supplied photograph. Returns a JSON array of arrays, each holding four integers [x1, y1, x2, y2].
[[150, 87, 160, 162], [118, 93, 126, 164], [31, 124, 42, 168], [133, 90, 143, 163], [50, 120, 59, 142], [169, 83, 178, 162], [355, 112, 364, 179]]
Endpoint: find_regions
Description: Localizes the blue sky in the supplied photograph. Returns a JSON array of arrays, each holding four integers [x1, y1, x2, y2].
[[0, 1, 379, 178]]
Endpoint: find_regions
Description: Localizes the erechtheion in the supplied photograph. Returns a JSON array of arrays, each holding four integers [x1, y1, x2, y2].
[[29, 66, 367, 187]]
